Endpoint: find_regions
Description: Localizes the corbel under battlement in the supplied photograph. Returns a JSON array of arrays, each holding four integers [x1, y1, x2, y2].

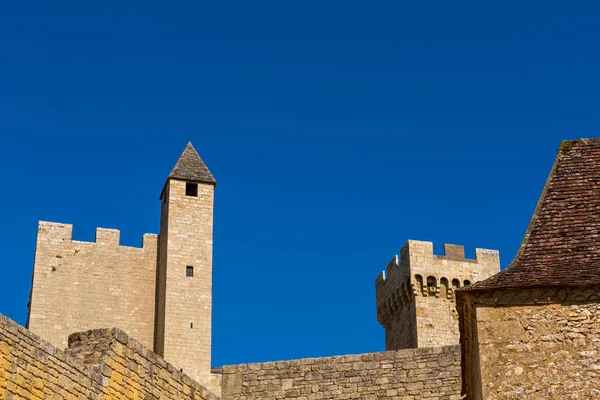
[[378, 240, 500, 285], [375, 240, 501, 327], [37, 221, 158, 250]]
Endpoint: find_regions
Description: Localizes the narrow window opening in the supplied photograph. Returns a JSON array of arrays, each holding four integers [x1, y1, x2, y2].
[[186, 266, 194, 277], [185, 182, 198, 197], [190, 322, 193, 329]]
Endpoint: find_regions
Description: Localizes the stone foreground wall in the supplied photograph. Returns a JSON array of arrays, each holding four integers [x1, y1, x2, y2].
[[0, 313, 218, 399], [0, 314, 99, 398], [28, 221, 158, 350], [476, 301, 600, 399], [221, 345, 462, 400]]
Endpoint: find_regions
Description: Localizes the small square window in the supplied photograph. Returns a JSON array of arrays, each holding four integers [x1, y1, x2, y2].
[[186, 266, 194, 277], [185, 182, 198, 197]]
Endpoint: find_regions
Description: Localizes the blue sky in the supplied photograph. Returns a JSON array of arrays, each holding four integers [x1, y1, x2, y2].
[[1, 1, 599, 367]]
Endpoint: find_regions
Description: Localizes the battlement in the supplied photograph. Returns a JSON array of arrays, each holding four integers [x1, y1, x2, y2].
[[28, 143, 216, 385], [30, 221, 160, 350], [377, 240, 499, 294], [375, 240, 501, 349], [399, 239, 499, 264], [37, 221, 158, 250]]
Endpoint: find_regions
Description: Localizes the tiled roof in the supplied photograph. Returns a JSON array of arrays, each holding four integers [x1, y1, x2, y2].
[[168, 142, 216, 185], [465, 138, 600, 291]]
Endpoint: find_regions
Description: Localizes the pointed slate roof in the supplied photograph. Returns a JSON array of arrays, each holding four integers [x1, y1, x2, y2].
[[168, 142, 216, 185], [465, 138, 600, 292]]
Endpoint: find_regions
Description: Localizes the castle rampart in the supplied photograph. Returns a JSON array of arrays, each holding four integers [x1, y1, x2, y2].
[[376, 240, 500, 349], [28, 221, 159, 350], [0, 312, 218, 399], [221, 345, 462, 399]]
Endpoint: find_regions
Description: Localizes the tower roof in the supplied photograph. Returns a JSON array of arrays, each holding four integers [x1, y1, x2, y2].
[[465, 138, 600, 292], [168, 142, 216, 185]]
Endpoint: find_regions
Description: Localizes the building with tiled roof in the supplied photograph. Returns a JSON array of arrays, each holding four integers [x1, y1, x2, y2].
[[4, 138, 600, 399], [457, 138, 600, 399]]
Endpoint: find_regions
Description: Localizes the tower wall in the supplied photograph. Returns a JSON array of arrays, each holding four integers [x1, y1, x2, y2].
[[376, 240, 500, 350], [28, 221, 158, 349], [157, 179, 215, 385]]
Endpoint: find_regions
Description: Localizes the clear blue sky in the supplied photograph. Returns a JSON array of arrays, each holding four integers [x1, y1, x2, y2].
[[1, 1, 599, 367]]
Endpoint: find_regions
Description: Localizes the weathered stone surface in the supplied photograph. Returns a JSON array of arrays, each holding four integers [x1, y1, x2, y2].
[[157, 178, 215, 389], [477, 300, 600, 399], [26, 143, 218, 393], [221, 345, 462, 400], [458, 286, 600, 399], [0, 312, 218, 399], [28, 222, 158, 350], [376, 240, 500, 349]]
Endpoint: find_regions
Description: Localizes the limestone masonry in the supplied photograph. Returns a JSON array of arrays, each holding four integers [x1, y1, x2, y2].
[[3, 138, 600, 399], [27, 142, 219, 393], [0, 313, 218, 399], [376, 240, 500, 350], [221, 345, 461, 399]]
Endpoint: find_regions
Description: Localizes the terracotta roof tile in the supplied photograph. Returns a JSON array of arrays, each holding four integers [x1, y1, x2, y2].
[[465, 138, 600, 291]]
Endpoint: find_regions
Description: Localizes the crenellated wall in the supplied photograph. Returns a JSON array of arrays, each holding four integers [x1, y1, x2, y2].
[[28, 221, 158, 350], [376, 240, 500, 349]]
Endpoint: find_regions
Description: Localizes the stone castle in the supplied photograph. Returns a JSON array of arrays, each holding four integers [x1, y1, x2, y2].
[[1, 139, 600, 399]]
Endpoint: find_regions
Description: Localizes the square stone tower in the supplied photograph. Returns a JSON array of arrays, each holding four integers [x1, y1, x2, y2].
[[27, 142, 218, 390], [375, 240, 500, 349], [155, 142, 216, 384]]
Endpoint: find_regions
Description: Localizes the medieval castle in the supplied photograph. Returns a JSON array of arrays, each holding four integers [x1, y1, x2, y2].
[[1, 139, 600, 399]]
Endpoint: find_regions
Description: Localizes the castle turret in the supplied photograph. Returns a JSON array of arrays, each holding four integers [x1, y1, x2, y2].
[[375, 240, 499, 349], [155, 142, 216, 385]]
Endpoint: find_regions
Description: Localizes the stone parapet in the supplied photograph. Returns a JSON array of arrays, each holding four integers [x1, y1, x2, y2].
[[28, 221, 159, 350], [221, 345, 462, 400], [376, 240, 500, 350], [0, 312, 218, 399]]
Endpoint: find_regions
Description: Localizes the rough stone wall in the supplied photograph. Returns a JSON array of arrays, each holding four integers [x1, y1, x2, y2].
[[479, 303, 600, 399], [28, 221, 158, 350], [456, 291, 482, 400], [221, 345, 462, 400], [158, 179, 215, 387], [66, 327, 219, 400], [0, 313, 100, 399], [0, 312, 218, 399], [459, 286, 600, 399], [376, 240, 500, 350], [376, 255, 417, 349]]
